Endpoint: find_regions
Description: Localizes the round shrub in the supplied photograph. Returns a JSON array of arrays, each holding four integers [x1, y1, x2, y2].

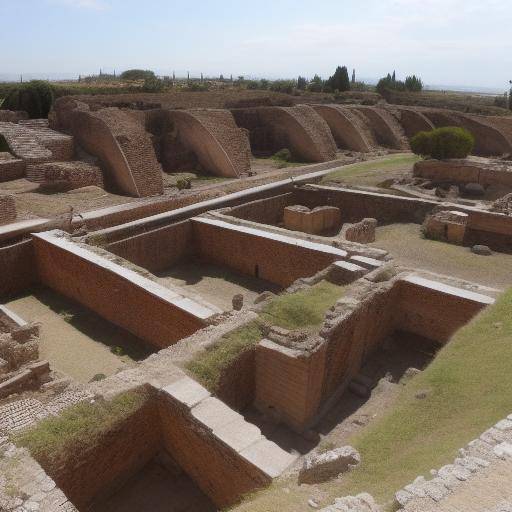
[[410, 130, 432, 157], [410, 127, 474, 160], [2, 80, 54, 119], [272, 148, 292, 162]]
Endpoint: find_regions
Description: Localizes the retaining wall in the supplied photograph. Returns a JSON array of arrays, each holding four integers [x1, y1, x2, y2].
[[0, 239, 37, 299], [192, 217, 348, 287], [32, 231, 217, 348]]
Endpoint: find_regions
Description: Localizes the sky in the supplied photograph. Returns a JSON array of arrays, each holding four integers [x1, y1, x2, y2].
[[1, 0, 511, 90]]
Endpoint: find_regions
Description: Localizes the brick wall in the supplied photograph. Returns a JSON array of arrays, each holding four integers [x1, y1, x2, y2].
[[0, 240, 37, 300], [106, 220, 195, 273], [192, 217, 347, 287], [33, 231, 211, 348]]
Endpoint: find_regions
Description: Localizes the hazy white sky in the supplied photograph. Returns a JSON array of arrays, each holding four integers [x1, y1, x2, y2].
[[1, 0, 511, 89]]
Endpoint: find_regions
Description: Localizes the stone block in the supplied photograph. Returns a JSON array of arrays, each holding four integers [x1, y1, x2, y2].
[[299, 446, 361, 484], [239, 438, 297, 478], [162, 376, 211, 409]]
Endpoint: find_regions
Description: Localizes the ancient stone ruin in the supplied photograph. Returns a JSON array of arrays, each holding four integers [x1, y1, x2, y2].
[[0, 92, 511, 512]]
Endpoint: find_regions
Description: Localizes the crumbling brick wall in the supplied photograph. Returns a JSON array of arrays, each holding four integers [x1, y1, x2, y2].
[[166, 109, 251, 177], [26, 161, 104, 190], [0, 194, 16, 224], [313, 105, 374, 152], [232, 105, 337, 162]]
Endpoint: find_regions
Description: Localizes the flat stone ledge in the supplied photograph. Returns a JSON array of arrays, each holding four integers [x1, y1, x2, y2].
[[349, 255, 384, 269], [240, 438, 297, 479], [161, 376, 211, 409]]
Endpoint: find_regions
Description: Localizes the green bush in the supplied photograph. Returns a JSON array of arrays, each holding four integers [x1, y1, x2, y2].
[[120, 69, 156, 81], [410, 127, 474, 159], [176, 178, 192, 190], [2, 80, 54, 119], [272, 148, 292, 162]]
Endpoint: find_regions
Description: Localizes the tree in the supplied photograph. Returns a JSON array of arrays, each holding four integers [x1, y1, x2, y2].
[[392, 70, 396, 83], [120, 69, 156, 81], [297, 76, 307, 90], [308, 74, 324, 93], [2, 80, 54, 119], [352, 69, 356, 84], [405, 75, 423, 92], [327, 66, 351, 92]]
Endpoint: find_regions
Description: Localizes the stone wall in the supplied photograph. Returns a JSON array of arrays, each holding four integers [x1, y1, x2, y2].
[[414, 158, 512, 188], [33, 231, 216, 348], [390, 107, 435, 138], [0, 153, 25, 182], [167, 109, 251, 177], [159, 377, 296, 509], [36, 391, 162, 511], [252, 273, 493, 432], [283, 205, 341, 234], [351, 106, 409, 150], [0, 110, 28, 123], [255, 339, 326, 432], [313, 105, 374, 152], [0, 194, 16, 224], [26, 161, 104, 190], [226, 192, 295, 225], [341, 218, 378, 243], [232, 105, 337, 162], [106, 219, 195, 273], [51, 98, 163, 197], [294, 185, 437, 225], [0, 239, 37, 300], [192, 216, 348, 287]]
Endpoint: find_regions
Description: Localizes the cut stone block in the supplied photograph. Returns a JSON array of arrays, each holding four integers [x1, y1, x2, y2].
[[162, 376, 211, 409]]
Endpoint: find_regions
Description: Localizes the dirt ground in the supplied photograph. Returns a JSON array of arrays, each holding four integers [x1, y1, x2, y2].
[[371, 223, 512, 289], [92, 458, 215, 512], [6, 288, 152, 383], [156, 262, 281, 311]]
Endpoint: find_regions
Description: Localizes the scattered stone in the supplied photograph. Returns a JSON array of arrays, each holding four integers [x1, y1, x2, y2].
[[308, 498, 320, 508], [321, 493, 380, 512], [494, 442, 512, 459], [401, 367, 421, 384], [471, 245, 493, 256], [415, 389, 430, 400], [232, 294, 244, 311], [254, 291, 275, 304], [463, 182, 485, 197], [299, 446, 361, 484]]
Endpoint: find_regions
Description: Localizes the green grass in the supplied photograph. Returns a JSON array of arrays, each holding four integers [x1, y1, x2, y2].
[[321, 154, 420, 186], [260, 281, 345, 331], [341, 287, 512, 504], [13, 389, 149, 465], [232, 288, 512, 511], [186, 281, 345, 393], [186, 322, 263, 392]]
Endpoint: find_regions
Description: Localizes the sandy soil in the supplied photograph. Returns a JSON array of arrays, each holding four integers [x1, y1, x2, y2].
[[157, 262, 281, 311], [371, 223, 512, 289], [92, 458, 215, 512], [6, 288, 152, 383]]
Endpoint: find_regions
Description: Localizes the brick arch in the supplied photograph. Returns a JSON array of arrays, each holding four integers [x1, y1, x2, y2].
[[392, 107, 435, 138], [313, 104, 374, 152], [168, 109, 251, 178]]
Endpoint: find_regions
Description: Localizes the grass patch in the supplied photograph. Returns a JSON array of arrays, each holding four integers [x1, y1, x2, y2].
[[322, 154, 420, 186], [340, 287, 512, 504], [232, 288, 512, 511], [186, 322, 263, 392], [187, 281, 345, 393], [12, 389, 149, 465], [260, 281, 345, 331]]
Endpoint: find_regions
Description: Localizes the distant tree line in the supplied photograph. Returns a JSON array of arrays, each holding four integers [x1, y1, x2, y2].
[[377, 71, 423, 94]]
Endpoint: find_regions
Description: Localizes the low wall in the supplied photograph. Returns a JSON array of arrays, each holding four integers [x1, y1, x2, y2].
[[0, 239, 37, 300], [106, 219, 195, 273], [252, 274, 494, 431], [295, 185, 437, 225], [36, 393, 161, 511], [192, 217, 348, 287], [33, 231, 217, 348], [226, 192, 295, 225], [159, 377, 296, 508], [414, 159, 512, 188], [396, 275, 493, 344], [0, 156, 25, 182]]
